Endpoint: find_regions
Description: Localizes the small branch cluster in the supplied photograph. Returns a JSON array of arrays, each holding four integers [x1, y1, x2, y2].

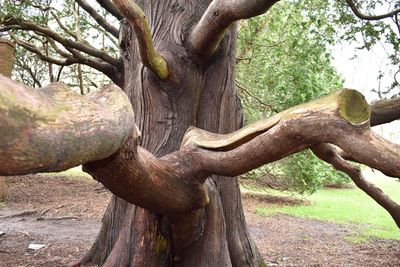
[[0, 0, 122, 83]]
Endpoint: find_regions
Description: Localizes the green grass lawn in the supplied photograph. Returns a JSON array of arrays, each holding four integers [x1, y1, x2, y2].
[[253, 170, 400, 242]]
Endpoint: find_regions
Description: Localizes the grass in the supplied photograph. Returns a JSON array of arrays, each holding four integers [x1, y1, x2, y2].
[[252, 170, 400, 241]]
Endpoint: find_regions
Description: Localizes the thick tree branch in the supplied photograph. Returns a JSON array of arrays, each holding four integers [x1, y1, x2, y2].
[[1, 84, 399, 217], [180, 89, 399, 179], [190, 0, 280, 58], [0, 76, 135, 175], [312, 143, 400, 228], [112, 0, 169, 79], [344, 0, 400, 21], [370, 96, 400, 126], [76, 0, 119, 38], [87, 89, 400, 215], [96, 0, 123, 20]]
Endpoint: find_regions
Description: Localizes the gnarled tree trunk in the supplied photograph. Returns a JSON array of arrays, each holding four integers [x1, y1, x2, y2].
[[78, 1, 262, 266], [2, 1, 399, 267]]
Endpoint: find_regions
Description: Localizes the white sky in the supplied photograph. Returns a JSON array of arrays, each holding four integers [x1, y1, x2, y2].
[[332, 41, 400, 143]]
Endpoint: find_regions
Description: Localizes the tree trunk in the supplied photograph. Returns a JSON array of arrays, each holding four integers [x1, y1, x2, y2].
[[0, 38, 15, 201], [79, 1, 263, 266]]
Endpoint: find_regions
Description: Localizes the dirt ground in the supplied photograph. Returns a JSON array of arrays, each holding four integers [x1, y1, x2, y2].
[[0, 175, 399, 267]]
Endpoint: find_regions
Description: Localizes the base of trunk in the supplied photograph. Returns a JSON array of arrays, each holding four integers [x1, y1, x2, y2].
[[73, 178, 263, 267]]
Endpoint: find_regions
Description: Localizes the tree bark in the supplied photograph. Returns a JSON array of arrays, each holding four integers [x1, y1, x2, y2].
[[78, 1, 262, 266], [2, 1, 399, 267], [0, 77, 136, 175], [0, 38, 15, 201]]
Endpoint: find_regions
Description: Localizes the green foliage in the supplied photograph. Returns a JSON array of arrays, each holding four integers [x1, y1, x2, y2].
[[237, 0, 350, 193], [283, 151, 349, 194]]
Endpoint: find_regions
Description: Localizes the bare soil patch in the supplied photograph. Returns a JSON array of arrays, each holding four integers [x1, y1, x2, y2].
[[1, 174, 399, 266]]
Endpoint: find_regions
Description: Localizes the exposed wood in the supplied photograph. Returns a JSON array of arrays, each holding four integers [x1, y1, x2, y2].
[[190, 0, 279, 58], [2, 84, 399, 214], [113, 0, 169, 79], [182, 89, 371, 150], [0, 76, 136, 175], [179, 90, 399, 180]]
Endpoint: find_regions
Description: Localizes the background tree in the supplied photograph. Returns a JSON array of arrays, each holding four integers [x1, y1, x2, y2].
[[236, 0, 349, 193], [1, 1, 400, 267]]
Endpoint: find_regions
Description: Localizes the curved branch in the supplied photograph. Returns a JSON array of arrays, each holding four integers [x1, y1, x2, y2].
[[113, 0, 169, 79], [344, 0, 400, 21], [190, 0, 280, 58], [0, 76, 135, 175], [312, 143, 400, 228], [370, 96, 400, 126], [76, 0, 119, 38], [181, 89, 399, 179], [1, 86, 399, 217]]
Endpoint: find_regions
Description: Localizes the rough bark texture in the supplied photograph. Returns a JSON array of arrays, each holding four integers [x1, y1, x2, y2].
[[370, 97, 400, 126], [0, 77, 136, 175], [0, 39, 14, 201], [0, 39, 15, 77], [80, 1, 262, 266]]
